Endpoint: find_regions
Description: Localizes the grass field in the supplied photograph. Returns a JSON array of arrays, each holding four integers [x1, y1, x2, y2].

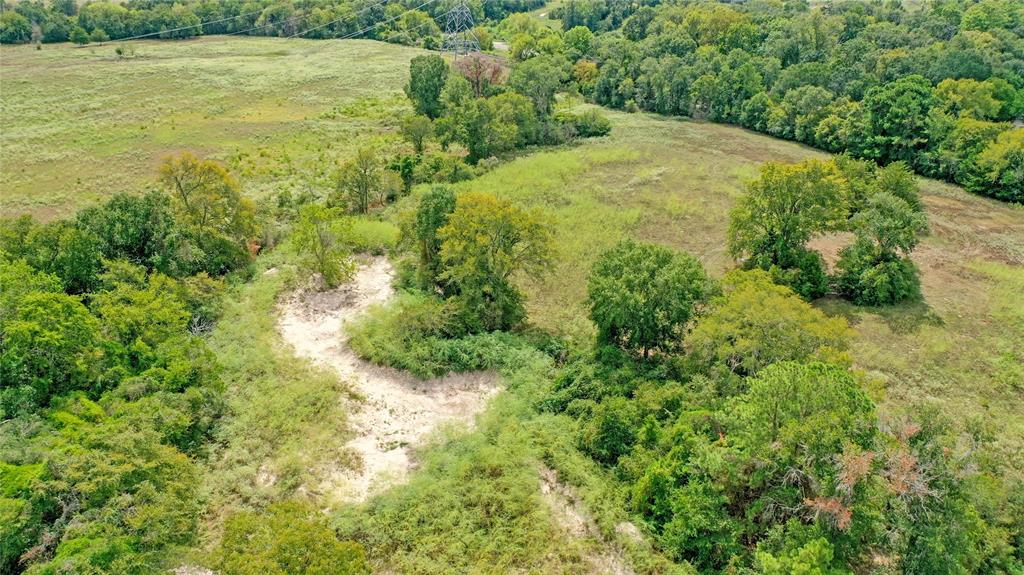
[[0, 37, 422, 219], [3, 37, 1022, 474], [452, 108, 1024, 473]]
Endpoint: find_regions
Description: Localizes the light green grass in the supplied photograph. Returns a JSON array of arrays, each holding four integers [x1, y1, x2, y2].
[[0, 37, 423, 219]]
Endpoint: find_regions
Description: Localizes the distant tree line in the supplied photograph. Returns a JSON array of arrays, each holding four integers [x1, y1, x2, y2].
[[497, 0, 1023, 202], [0, 0, 543, 46]]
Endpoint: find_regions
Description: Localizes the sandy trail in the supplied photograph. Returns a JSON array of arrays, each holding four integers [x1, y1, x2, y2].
[[539, 466, 637, 575], [277, 257, 499, 503]]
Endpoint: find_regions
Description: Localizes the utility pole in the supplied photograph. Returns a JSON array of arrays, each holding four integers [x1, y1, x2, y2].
[[442, 0, 479, 61]]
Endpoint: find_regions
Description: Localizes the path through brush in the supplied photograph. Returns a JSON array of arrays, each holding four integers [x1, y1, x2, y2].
[[277, 256, 498, 503]]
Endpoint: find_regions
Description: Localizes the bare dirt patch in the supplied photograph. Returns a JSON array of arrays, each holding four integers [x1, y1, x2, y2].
[[539, 465, 637, 575], [277, 257, 499, 503]]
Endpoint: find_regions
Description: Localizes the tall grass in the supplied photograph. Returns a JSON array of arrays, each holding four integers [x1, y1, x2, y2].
[[201, 248, 358, 520]]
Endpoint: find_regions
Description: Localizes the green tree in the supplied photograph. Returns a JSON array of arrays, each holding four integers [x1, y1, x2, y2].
[[588, 240, 712, 357], [405, 54, 449, 119], [734, 361, 875, 473], [0, 291, 98, 413], [88, 27, 110, 42], [687, 270, 851, 380], [438, 192, 552, 332], [660, 481, 740, 570], [0, 12, 32, 43], [863, 75, 934, 164], [971, 129, 1024, 203], [69, 25, 89, 44], [835, 192, 927, 305], [508, 55, 566, 115], [727, 160, 845, 298], [413, 186, 456, 291], [158, 152, 256, 243], [291, 204, 355, 289], [401, 114, 433, 154], [335, 148, 383, 214], [933, 78, 1001, 120], [75, 191, 186, 276], [563, 25, 594, 58], [579, 396, 636, 464]]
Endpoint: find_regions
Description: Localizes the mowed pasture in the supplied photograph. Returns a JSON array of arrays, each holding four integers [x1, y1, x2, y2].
[[2, 38, 1022, 473], [0, 37, 423, 219], [455, 109, 1024, 473]]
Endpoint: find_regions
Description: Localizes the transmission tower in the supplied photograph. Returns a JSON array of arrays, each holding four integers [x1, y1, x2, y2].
[[442, 0, 479, 60]]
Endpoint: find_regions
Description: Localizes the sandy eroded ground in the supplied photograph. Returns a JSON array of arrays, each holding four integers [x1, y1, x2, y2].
[[277, 257, 499, 503]]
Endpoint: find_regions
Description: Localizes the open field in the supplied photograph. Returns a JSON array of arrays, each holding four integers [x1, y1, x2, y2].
[[0, 37, 422, 219], [453, 109, 1024, 473], [3, 37, 1022, 474]]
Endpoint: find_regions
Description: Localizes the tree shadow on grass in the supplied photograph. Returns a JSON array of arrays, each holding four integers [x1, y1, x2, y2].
[[816, 296, 944, 335]]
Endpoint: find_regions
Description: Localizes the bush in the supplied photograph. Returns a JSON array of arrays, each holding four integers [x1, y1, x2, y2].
[[835, 240, 921, 305], [215, 500, 369, 575], [561, 108, 612, 137], [578, 395, 636, 464], [346, 293, 531, 378], [69, 26, 89, 44], [413, 153, 476, 184], [750, 247, 830, 300], [88, 27, 109, 42]]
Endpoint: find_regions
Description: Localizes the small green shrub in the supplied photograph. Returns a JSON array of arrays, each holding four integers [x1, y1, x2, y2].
[[835, 240, 921, 305], [565, 109, 612, 137], [346, 293, 533, 378]]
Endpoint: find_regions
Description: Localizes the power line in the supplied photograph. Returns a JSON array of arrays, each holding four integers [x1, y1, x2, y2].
[[85, 7, 267, 47], [286, 0, 441, 40], [442, 0, 479, 59], [228, 0, 395, 40]]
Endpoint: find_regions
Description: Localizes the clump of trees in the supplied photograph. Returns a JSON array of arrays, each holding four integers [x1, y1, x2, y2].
[[0, 152, 377, 574], [405, 53, 610, 165], [544, 235, 1021, 574], [729, 157, 928, 305]]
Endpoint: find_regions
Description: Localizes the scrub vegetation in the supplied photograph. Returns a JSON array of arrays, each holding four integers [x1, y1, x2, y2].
[[1, 1, 1023, 573]]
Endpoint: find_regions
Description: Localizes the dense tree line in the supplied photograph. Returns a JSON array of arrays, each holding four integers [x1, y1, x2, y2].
[[500, 0, 1023, 202], [0, 0, 543, 46]]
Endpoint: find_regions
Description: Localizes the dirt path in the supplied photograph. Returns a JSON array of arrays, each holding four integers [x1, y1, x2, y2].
[[539, 466, 637, 575], [277, 257, 499, 503]]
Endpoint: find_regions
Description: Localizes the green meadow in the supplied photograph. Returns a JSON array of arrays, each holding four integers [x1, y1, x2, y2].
[[2, 36, 1022, 476], [0, 37, 422, 219]]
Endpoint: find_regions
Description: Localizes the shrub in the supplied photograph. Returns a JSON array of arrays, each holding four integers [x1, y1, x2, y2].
[[747, 246, 830, 300], [578, 396, 636, 465], [346, 293, 531, 378], [215, 500, 369, 575], [835, 240, 921, 305], [565, 108, 612, 137], [88, 27, 109, 42]]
